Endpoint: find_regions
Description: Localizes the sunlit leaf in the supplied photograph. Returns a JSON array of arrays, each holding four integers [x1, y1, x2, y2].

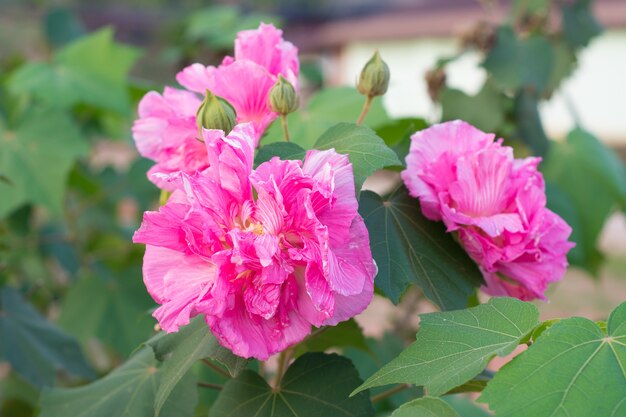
[[0, 108, 88, 217], [353, 298, 539, 396], [8, 28, 140, 113], [480, 301, 626, 417], [314, 123, 400, 192]]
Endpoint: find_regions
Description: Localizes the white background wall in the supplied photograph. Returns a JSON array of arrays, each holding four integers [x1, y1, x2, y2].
[[334, 30, 626, 144]]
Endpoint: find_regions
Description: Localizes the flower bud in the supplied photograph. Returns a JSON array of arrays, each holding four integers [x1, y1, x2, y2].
[[196, 90, 237, 134], [357, 51, 390, 97], [268, 75, 299, 115]]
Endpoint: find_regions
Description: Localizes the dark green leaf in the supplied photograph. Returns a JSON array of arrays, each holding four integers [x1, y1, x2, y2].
[[391, 397, 460, 417], [514, 90, 550, 157], [544, 183, 586, 267], [0, 108, 88, 217], [0, 287, 95, 387], [297, 319, 369, 355], [440, 82, 505, 133], [479, 301, 626, 417], [358, 188, 483, 308], [147, 316, 247, 416], [542, 128, 626, 272], [314, 123, 401, 192], [264, 87, 391, 149], [561, 0, 602, 49], [375, 118, 428, 162], [353, 298, 539, 396], [254, 141, 306, 167], [44, 8, 85, 48], [39, 347, 197, 417], [57, 271, 155, 356], [8, 28, 140, 113], [210, 353, 374, 417], [484, 27, 555, 95]]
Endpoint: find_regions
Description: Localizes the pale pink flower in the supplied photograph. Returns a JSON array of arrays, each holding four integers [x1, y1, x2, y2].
[[132, 23, 298, 190], [176, 23, 299, 142], [133, 123, 376, 360], [401, 120, 574, 300]]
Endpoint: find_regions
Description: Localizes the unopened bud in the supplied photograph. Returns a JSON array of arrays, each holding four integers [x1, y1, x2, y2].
[[357, 51, 390, 97], [196, 90, 236, 135], [269, 75, 299, 115]]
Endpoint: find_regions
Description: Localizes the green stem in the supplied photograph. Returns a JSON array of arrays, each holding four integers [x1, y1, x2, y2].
[[273, 347, 294, 390], [356, 95, 374, 125], [370, 384, 411, 403], [280, 114, 290, 142], [197, 381, 223, 390], [201, 359, 231, 379]]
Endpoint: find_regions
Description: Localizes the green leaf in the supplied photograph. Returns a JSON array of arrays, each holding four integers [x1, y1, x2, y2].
[[8, 28, 140, 113], [560, 0, 602, 49], [264, 87, 391, 149], [375, 118, 428, 162], [0, 287, 95, 387], [44, 7, 85, 48], [39, 347, 197, 417], [147, 316, 248, 416], [185, 6, 280, 49], [542, 128, 626, 272], [0, 108, 88, 217], [440, 82, 505, 133], [514, 90, 550, 157], [210, 353, 374, 417], [545, 183, 586, 266], [254, 141, 306, 167], [443, 395, 492, 417], [483, 27, 555, 94], [479, 301, 626, 417], [352, 298, 539, 396], [297, 319, 369, 355], [358, 187, 483, 308], [391, 397, 460, 417], [58, 271, 155, 356], [314, 123, 401, 192]]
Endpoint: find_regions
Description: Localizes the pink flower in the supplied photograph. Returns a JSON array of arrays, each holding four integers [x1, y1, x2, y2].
[[132, 23, 298, 190], [133, 123, 376, 360], [176, 23, 298, 141], [401, 120, 574, 301], [132, 87, 206, 190]]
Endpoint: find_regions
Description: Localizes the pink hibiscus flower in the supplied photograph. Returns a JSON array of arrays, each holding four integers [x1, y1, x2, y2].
[[133, 123, 376, 360], [401, 120, 574, 301], [132, 23, 299, 190]]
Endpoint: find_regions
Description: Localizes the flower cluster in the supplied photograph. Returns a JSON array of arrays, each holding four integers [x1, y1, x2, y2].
[[401, 120, 574, 300], [132, 24, 298, 190]]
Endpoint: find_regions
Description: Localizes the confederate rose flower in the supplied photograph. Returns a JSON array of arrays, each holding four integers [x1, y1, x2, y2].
[[133, 123, 376, 360], [401, 120, 574, 301], [132, 23, 298, 190]]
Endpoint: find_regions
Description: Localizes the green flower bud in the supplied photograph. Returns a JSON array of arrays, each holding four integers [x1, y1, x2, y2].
[[196, 89, 237, 135], [357, 51, 390, 97], [268, 75, 299, 115]]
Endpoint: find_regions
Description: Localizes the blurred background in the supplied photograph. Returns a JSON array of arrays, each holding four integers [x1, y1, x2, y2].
[[0, 1, 625, 415]]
